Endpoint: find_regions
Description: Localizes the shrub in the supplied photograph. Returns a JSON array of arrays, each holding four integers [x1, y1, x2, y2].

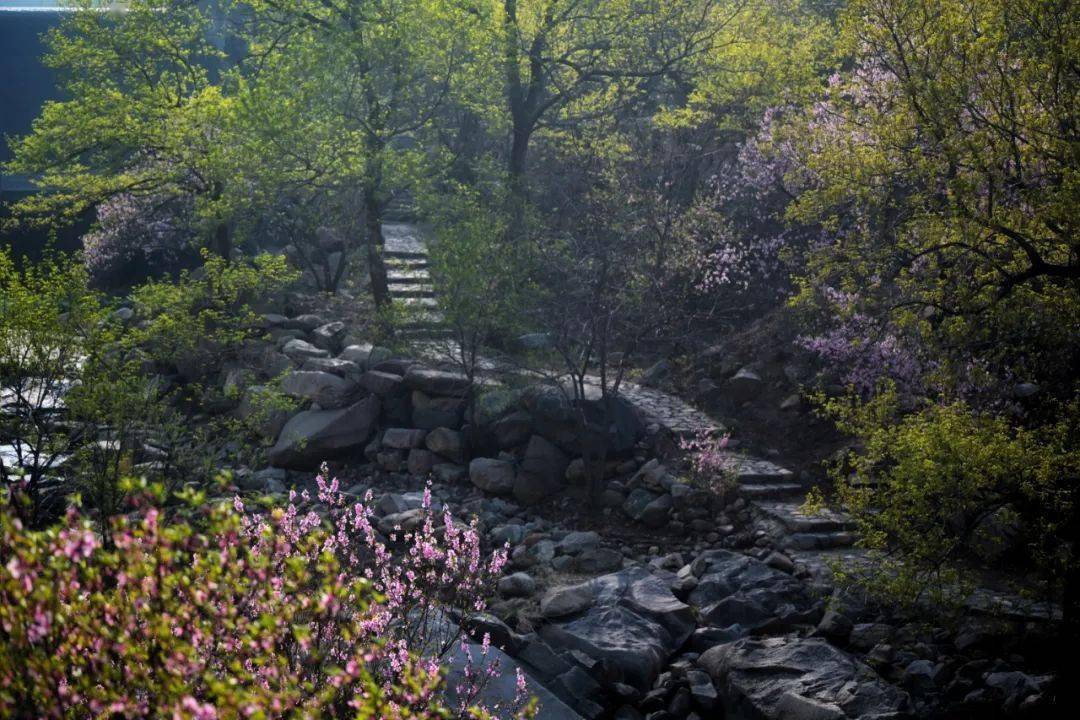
[[129, 251, 297, 379], [82, 192, 198, 289], [678, 430, 736, 497], [0, 475, 532, 719], [0, 470, 531, 716], [824, 385, 1079, 611], [0, 248, 109, 526]]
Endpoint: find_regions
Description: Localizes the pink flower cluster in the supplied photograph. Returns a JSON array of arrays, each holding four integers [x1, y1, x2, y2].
[[0, 470, 528, 719]]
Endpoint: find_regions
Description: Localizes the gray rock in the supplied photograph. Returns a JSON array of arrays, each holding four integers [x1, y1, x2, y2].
[[727, 367, 763, 403], [639, 359, 672, 387], [407, 448, 436, 476], [289, 314, 323, 332], [425, 427, 465, 463], [687, 550, 818, 636], [280, 370, 358, 409], [538, 568, 695, 692], [311, 321, 347, 352], [623, 488, 660, 522], [301, 357, 359, 377], [382, 427, 427, 449], [492, 524, 526, 546], [359, 370, 405, 396], [699, 635, 909, 719], [268, 396, 380, 469], [573, 547, 624, 574], [412, 391, 464, 430], [1013, 382, 1040, 399], [282, 338, 330, 361], [514, 435, 570, 506], [557, 531, 601, 556], [432, 463, 467, 483], [338, 343, 375, 368], [404, 366, 471, 397], [491, 410, 533, 449], [469, 458, 516, 495], [498, 572, 537, 598], [237, 467, 287, 492], [639, 493, 673, 528], [236, 385, 292, 440]]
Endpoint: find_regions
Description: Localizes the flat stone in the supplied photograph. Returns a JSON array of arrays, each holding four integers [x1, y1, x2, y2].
[[469, 457, 516, 495], [404, 366, 471, 396], [281, 338, 330, 361], [268, 396, 380, 469], [699, 635, 909, 719], [382, 427, 428, 449]]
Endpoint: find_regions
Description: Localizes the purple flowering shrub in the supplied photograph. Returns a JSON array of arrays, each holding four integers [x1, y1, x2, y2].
[[0, 474, 531, 719], [678, 430, 736, 496], [82, 193, 197, 287], [796, 287, 926, 401]]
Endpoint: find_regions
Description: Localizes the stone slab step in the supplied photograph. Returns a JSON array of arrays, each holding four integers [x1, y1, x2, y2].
[[738, 482, 808, 500], [396, 297, 439, 308], [388, 287, 436, 298], [385, 250, 429, 261], [752, 501, 854, 533], [387, 272, 432, 284], [783, 531, 857, 551], [726, 454, 796, 484]]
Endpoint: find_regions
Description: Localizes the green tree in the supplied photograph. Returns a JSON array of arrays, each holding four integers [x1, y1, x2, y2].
[[475, 0, 732, 195], [236, 0, 475, 306], [4, 1, 242, 258]]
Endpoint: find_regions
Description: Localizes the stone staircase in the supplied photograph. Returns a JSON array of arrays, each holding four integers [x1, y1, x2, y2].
[[382, 222, 452, 339], [726, 452, 866, 578]]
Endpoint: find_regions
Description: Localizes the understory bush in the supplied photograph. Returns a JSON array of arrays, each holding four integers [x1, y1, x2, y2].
[[0, 474, 532, 719], [823, 385, 1079, 611], [129, 251, 297, 379]]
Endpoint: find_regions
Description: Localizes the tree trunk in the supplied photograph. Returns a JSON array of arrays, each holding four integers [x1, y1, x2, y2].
[[509, 120, 531, 186], [213, 220, 231, 260]]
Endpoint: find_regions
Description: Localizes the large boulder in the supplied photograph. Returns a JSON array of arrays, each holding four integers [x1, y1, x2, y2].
[[425, 427, 465, 463], [699, 635, 909, 720], [404, 366, 471, 397], [522, 385, 643, 455], [514, 435, 570, 506], [268, 396, 380, 469], [411, 391, 464, 430], [538, 567, 694, 692], [469, 457, 516, 495], [281, 338, 329, 362], [311, 321, 347, 352], [280, 370, 358, 409], [687, 550, 820, 637]]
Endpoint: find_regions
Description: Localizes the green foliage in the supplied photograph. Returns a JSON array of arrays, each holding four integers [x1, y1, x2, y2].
[[785, 0, 1080, 398], [128, 251, 296, 378], [424, 186, 535, 378], [823, 384, 1079, 610], [3, 1, 235, 240], [0, 248, 110, 523]]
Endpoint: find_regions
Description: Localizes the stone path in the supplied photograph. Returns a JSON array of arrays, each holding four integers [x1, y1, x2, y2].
[[382, 222, 722, 438]]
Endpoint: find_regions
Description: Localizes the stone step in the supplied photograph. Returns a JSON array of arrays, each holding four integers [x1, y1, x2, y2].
[[388, 286, 436, 298], [783, 531, 857, 551], [752, 501, 854, 534], [738, 482, 808, 500], [396, 297, 439, 308], [386, 272, 432, 284], [384, 253, 425, 264], [726, 454, 796, 484]]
